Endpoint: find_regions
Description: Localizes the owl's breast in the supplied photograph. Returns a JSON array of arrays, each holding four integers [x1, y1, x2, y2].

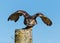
[[24, 18, 37, 27]]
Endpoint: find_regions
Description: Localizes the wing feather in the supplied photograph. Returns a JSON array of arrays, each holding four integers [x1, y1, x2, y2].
[[40, 16, 52, 26], [8, 10, 29, 22], [34, 13, 52, 26]]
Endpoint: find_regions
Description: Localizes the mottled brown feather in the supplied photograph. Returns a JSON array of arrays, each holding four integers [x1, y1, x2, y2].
[[34, 13, 52, 26], [8, 10, 29, 22], [40, 16, 52, 26]]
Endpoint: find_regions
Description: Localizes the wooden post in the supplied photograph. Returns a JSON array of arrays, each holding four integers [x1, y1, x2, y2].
[[15, 27, 32, 43]]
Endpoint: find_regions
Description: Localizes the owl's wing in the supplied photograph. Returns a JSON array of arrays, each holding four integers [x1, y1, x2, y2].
[[33, 13, 52, 26], [8, 10, 29, 22]]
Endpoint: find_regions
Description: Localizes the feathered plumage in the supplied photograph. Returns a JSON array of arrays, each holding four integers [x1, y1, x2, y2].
[[33, 13, 52, 26], [8, 10, 52, 28]]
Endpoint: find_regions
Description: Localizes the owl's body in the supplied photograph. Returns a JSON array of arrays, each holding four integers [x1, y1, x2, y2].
[[8, 10, 52, 28], [24, 16, 37, 27]]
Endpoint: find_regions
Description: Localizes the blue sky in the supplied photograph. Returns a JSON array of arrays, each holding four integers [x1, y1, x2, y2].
[[0, 0, 60, 43]]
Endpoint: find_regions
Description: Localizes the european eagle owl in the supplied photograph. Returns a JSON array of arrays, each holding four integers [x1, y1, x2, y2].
[[8, 10, 52, 29]]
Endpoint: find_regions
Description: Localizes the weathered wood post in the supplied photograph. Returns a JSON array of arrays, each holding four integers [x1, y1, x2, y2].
[[15, 27, 32, 43]]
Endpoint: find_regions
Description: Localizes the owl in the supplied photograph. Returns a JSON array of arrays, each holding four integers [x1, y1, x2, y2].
[[8, 10, 52, 28]]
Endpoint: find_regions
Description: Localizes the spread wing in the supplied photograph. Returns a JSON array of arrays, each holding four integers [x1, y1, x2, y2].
[[8, 10, 29, 22], [33, 13, 52, 26]]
